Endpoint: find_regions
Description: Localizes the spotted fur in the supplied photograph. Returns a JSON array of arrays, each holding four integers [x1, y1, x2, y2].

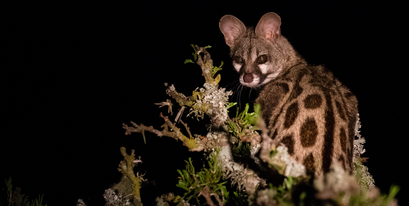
[[220, 12, 358, 177]]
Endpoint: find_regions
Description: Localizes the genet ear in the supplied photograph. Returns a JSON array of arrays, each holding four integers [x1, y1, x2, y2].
[[255, 12, 281, 41], [219, 15, 246, 47]]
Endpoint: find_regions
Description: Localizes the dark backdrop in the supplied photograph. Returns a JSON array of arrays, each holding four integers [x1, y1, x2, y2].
[[2, 1, 408, 205]]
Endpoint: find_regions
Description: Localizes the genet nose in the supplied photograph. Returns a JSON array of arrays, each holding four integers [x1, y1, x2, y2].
[[243, 73, 254, 83]]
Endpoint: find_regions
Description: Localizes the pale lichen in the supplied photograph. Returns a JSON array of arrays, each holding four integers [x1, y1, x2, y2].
[[117, 147, 145, 206], [354, 158, 375, 190], [314, 161, 360, 204], [104, 188, 131, 206], [268, 145, 306, 178], [352, 113, 375, 190], [217, 143, 266, 194], [353, 113, 366, 162], [188, 83, 232, 126], [119, 45, 396, 205]]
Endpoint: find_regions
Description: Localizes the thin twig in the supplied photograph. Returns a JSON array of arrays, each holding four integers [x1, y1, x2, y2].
[[155, 99, 173, 115], [180, 119, 193, 139], [175, 106, 185, 123], [122, 113, 201, 150]]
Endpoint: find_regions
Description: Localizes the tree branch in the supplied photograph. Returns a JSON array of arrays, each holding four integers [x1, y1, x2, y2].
[[122, 114, 202, 151], [118, 147, 143, 206], [198, 186, 216, 206]]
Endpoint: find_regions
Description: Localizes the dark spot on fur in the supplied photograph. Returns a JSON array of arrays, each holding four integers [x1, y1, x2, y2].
[[295, 86, 303, 97], [335, 101, 346, 121], [271, 130, 278, 140], [304, 94, 322, 109], [339, 127, 347, 153], [280, 134, 294, 155], [284, 102, 299, 129], [303, 153, 315, 174], [289, 85, 303, 101], [300, 118, 318, 148], [344, 92, 358, 173], [338, 88, 357, 174], [322, 89, 335, 173], [278, 83, 289, 94]]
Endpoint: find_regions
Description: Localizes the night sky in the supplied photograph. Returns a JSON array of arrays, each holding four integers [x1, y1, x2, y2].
[[2, 1, 409, 205]]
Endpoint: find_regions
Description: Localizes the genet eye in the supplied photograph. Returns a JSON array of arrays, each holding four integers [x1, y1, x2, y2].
[[233, 56, 244, 64], [257, 55, 268, 64]]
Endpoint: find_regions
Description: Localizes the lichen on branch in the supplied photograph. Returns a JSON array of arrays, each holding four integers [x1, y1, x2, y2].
[[117, 147, 145, 206], [117, 44, 399, 205], [122, 114, 202, 151], [122, 45, 232, 150]]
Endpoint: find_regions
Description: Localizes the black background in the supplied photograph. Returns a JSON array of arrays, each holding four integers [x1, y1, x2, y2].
[[2, 1, 408, 205]]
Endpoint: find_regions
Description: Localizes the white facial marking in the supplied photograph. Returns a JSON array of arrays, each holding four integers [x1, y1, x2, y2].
[[260, 67, 283, 85], [259, 64, 268, 74], [233, 62, 241, 72]]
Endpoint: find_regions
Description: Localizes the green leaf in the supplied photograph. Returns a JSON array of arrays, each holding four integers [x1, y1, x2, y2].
[[176, 181, 189, 191], [184, 59, 194, 64], [212, 61, 224, 77], [284, 177, 293, 189], [183, 170, 191, 182], [226, 102, 237, 111], [387, 185, 400, 203], [188, 158, 195, 174], [177, 169, 183, 177]]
